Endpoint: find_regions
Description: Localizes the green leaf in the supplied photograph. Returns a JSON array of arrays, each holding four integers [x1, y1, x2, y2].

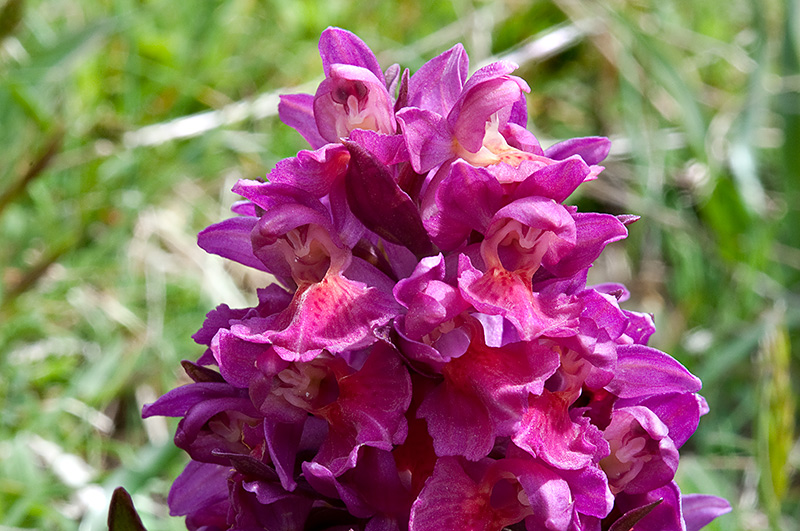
[[107, 487, 148, 531]]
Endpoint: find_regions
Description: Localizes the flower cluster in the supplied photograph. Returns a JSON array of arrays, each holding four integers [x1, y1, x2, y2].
[[144, 28, 731, 531]]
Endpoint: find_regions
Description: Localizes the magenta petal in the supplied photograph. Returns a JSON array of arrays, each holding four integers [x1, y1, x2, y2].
[[319, 27, 384, 80], [212, 329, 270, 388], [417, 380, 494, 460], [268, 143, 350, 198], [393, 253, 469, 340], [393, 253, 447, 308], [606, 345, 702, 399], [503, 122, 543, 154], [458, 254, 581, 340], [682, 494, 732, 531], [142, 382, 243, 418], [513, 461, 574, 530], [349, 129, 410, 165], [514, 390, 609, 470], [556, 464, 614, 519], [192, 303, 251, 347], [450, 75, 529, 153], [197, 216, 266, 272], [232, 179, 329, 214], [622, 309, 657, 345], [444, 339, 560, 434], [315, 343, 412, 475], [544, 136, 611, 165], [454, 60, 526, 110], [630, 392, 706, 449], [407, 457, 487, 530], [545, 212, 628, 277], [396, 107, 453, 173], [407, 43, 469, 116], [602, 406, 679, 494], [411, 457, 535, 531], [278, 93, 328, 149], [436, 161, 505, 236], [514, 157, 591, 203], [233, 273, 400, 362], [314, 64, 396, 142]]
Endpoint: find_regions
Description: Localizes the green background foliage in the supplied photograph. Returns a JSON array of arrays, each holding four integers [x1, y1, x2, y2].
[[1, 0, 798, 529]]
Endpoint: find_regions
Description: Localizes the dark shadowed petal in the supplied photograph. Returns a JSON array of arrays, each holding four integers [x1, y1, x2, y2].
[[168, 461, 230, 517], [302, 461, 374, 518], [263, 418, 305, 491], [612, 481, 684, 531], [344, 140, 433, 257], [435, 161, 505, 238], [232, 477, 315, 530]]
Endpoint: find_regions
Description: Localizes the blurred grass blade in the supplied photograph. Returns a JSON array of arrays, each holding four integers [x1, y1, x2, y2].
[[9, 18, 115, 84], [727, 0, 769, 216], [0, 127, 63, 218], [108, 487, 148, 531], [779, 0, 800, 252], [601, 4, 707, 159], [756, 302, 795, 529]]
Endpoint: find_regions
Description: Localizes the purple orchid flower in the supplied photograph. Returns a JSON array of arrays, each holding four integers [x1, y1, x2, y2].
[[280, 28, 398, 148], [144, 27, 730, 531]]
